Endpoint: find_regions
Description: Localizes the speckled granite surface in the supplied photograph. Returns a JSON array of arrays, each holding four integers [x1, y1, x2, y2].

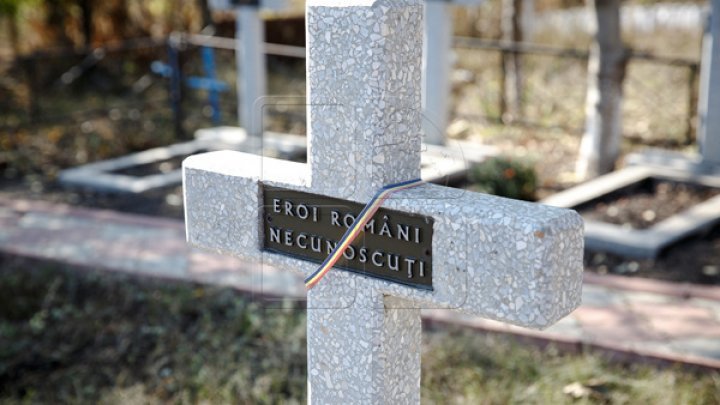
[[183, 0, 583, 403]]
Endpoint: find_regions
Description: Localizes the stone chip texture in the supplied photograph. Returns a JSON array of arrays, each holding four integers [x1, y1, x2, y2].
[[184, 0, 583, 403]]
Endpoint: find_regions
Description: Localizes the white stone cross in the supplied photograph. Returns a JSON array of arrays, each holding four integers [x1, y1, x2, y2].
[[183, 0, 583, 403]]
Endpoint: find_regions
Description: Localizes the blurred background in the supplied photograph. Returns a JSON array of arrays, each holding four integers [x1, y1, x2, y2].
[[1, 0, 720, 403]]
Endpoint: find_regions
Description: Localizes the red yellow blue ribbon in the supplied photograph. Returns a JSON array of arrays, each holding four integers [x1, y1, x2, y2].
[[305, 178, 424, 290]]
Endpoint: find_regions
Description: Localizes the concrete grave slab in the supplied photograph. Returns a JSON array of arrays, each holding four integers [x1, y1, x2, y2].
[[625, 148, 720, 176], [58, 128, 307, 194], [58, 125, 494, 194], [58, 139, 227, 194], [195, 126, 308, 158]]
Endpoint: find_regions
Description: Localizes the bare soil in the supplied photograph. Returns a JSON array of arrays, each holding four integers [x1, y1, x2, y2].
[[584, 224, 720, 285]]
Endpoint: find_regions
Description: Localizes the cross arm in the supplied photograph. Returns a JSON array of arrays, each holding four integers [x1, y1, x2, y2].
[[184, 151, 584, 330], [183, 150, 310, 261], [382, 184, 584, 329]]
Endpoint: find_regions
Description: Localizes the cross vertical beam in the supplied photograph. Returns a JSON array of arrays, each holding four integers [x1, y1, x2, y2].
[[307, 287, 422, 403], [307, 0, 423, 201], [305, 2, 425, 402], [183, 0, 583, 403]]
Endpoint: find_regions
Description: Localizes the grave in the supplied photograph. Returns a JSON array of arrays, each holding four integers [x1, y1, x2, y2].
[[59, 0, 493, 193], [58, 129, 304, 193], [543, 166, 720, 258], [183, 1, 583, 402], [58, 138, 229, 194], [186, 47, 228, 125], [545, 0, 720, 258], [151, 45, 229, 125], [58, 0, 305, 194]]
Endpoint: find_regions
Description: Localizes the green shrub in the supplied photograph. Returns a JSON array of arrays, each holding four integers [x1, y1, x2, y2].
[[468, 157, 538, 201]]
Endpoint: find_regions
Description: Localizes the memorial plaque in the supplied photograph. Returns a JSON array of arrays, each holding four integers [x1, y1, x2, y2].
[[262, 185, 434, 290]]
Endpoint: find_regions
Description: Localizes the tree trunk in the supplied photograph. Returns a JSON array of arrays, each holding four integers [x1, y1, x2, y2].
[[79, 0, 93, 46], [8, 16, 19, 56], [45, 0, 72, 47], [576, 0, 626, 180], [197, 0, 214, 33], [501, 0, 526, 123]]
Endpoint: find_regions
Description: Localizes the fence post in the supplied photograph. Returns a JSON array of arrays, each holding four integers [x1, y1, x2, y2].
[[499, 48, 507, 122], [168, 34, 184, 139], [501, 0, 526, 123], [201, 46, 222, 125], [686, 64, 699, 146], [24, 54, 40, 122]]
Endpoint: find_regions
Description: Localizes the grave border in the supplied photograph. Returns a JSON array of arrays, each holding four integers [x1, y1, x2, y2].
[[542, 165, 720, 258], [59, 125, 497, 194], [59, 139, 219, 194], [58, 128, 307, 194]]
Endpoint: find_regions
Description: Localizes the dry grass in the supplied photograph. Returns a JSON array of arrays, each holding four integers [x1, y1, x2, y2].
[[1, 257, 719, 404]]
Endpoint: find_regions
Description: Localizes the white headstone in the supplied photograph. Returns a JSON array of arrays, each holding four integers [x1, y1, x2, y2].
[[699, 0, 720, 167], [184, 0, 583, 402]]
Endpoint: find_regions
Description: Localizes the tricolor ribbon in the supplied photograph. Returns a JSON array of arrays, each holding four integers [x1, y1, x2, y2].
[[304, 178, 424, 290]]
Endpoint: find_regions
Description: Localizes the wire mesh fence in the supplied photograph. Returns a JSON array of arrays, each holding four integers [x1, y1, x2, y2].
[[452, 37, 699, 146], [0, 33, 701, 178]]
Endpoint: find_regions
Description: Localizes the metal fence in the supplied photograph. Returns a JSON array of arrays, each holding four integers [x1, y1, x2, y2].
[[0, 34, 701, 147], [453, 37, 700, 146], [0, 34, 306, 138]]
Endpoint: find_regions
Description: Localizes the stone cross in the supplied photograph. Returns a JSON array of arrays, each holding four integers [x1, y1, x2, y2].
[[183, 0, 583, 403]]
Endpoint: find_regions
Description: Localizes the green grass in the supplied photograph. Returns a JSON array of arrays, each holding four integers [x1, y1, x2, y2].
[[1, 256, 719, 404]]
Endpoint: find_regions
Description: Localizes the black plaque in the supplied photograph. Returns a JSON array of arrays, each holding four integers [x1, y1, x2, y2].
[[261, 185, 434, 290]]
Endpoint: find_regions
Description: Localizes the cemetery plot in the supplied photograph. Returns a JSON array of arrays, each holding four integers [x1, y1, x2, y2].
[[584, 226, 720, 284], [109, 149, 209, 177], [578, 178, 720, 230], [544, 166, 720, 259], [58, 139, 232, 194]]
